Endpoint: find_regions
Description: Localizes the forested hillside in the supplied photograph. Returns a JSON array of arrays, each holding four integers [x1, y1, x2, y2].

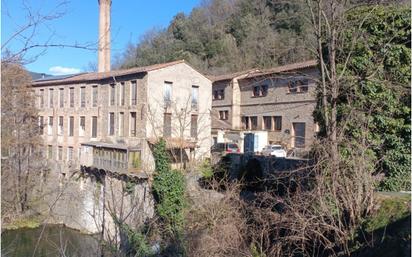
[[116, 0, 314, 75]]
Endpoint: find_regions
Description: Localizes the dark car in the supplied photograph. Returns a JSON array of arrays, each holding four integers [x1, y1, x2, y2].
[[211, 143, 240, 154]]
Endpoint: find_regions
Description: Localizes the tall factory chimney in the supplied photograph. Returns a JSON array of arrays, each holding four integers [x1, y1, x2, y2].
[[98, 0, 111, 72]]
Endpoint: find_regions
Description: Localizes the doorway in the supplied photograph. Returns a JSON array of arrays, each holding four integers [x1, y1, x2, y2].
[[292, 122, 306, 148]]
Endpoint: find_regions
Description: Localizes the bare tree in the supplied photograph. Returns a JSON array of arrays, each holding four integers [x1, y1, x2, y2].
[[147, 95, 211, 171], [1, 0, 97, 65], [1, 63, 46, 216]]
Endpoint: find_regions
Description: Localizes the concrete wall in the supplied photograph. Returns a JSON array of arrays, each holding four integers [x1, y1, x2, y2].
[[34, 168, 154, 238]]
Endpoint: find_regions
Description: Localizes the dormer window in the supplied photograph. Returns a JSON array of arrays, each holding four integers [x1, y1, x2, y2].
[[213, 89, 224, 100], [289, 79, 309, 93], [252, 85, 268, 97]]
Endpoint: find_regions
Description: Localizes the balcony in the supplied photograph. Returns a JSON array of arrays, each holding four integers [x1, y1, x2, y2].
[[80, 141, 143, 175]]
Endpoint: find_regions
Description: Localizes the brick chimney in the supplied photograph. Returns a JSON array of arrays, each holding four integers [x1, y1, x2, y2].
[[98, 0, 111, 72]]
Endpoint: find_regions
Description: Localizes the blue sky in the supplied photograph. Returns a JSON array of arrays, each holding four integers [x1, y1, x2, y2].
[[1, 0, 200, 74]]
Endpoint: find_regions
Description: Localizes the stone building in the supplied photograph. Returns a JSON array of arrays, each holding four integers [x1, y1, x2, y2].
[[211, 60, 319, 152], [32, 60, 212, 175]]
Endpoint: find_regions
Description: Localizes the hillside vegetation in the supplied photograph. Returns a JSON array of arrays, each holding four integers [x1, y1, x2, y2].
[[116, 0, 314, 75]]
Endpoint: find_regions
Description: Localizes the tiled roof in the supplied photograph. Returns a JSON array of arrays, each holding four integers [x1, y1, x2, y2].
[[32, 60, 186, 86], [211, 60, 317, 82], [244, 60, 317, 79], [209, 69, 259, 82]]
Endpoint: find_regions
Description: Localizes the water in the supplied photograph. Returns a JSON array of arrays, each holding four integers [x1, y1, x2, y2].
[[2, 224, 100, 257]]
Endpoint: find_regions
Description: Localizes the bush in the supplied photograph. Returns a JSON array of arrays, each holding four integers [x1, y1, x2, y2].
[[363, 194, 410, 233], [120, 223, 153, 257], [152, 138, 187, 234], [198, 159, 213, 179]]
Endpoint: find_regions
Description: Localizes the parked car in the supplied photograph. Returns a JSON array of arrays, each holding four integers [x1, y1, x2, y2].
[[211, 143, 240, 155], [262, 145, 287, 157]]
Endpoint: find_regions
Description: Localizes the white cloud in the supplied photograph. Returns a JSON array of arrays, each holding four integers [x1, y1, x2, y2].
[[49, 66, 81, 75]]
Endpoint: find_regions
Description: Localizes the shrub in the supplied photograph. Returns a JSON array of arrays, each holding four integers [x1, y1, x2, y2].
[[152, 138, 187, 234], [198, 159, 213, 179]]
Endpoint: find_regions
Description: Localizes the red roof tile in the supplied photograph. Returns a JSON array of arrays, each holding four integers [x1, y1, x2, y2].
[[32, 60, 186, 86], [211, 60, 317, 82]]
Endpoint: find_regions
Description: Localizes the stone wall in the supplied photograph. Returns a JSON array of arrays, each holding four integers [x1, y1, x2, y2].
[[33, 167, 154, 239], [226, 153, 311, 181]]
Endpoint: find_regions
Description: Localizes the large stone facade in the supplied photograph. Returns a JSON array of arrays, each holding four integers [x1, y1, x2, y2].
[[33, 60, 212, 175], [211, 61, 319, 151]]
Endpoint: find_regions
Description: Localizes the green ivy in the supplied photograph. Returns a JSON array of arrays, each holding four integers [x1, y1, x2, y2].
[[152, 138, 187, 235], [124, 181, 136, 195], [315, 5, 411, 191], [118, 222, 153, 257]]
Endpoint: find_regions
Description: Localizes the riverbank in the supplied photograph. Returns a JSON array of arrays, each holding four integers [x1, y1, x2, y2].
[[2, 224, 101, 257]]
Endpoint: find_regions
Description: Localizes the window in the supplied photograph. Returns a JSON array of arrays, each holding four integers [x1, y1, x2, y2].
[[92, 86, 98, 107], [92, 116, 97, 138], [261, 85, 268, 96], [67, 147, 74, 161], [108, 112, 115, 135], [119, 82, 125, 106], [69, 116, 74, 136], [119, 112, 124, 136], [252, 85, 268, 97], [47, 145, 53, 159], [263, 116, 272, 130], [79, 116, 85, 136], [242, 116, 249, 130], [40, 89, 44, 108], [59, 88, 64, 108], [250, 116, 258, 130], [191, 114, 198, 138], [163, 113, 172, 137], [289, 80, 309, 93], [293, 122, 306, 148], [274, 116, 282, 131], [192, 86, 199, 109], [219, 110, 229, 120], [49, 89, 54, 108], [80, 86, 86, 107], [48, 116, 53, 135], [289, 81, 298, 93], [130, 81, 137, 105], [219, 90, 224, 99], [110, 84, 115, 105], [58, 146, 63, 161], [299, 79, 309, 92], [58, 116, 64, 135], [212, 89, 224, 100], [213, 90, 218, 100], [242, 116, 258, 130], [253, 86, 260, 97], [69, 87, 74, 107], [38, 116, 44, 135], [164, 81, 172, 107], [130, 112, 137, 136]]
